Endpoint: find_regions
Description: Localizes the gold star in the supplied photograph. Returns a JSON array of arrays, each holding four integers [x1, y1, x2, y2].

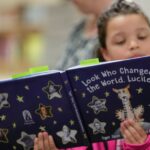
[[39, 126, 46, 131], [86, 111, 89, 114], [136, 88, 143, 94], [112, 122, 115, 126], [0, 115, 6, 121], [37, 96, 40, 99], [64, 80, 68, 84], [17, 96, 24, 103], [105, 92, 110, 97], [82, 93, 86, 98], [24, 85, 30, 90], [53, 121, 57, 125], [69, 120, 75, 125], [74, 76, 79, 81], [13, 146, 17, 150], [74, 89, 77, 92], [58, 107, 63, 112], [12, 123, 16, 128]]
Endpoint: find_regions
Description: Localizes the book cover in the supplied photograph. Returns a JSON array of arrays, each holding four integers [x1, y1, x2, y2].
[[0, 71, 89, 149], [66, 56, 150, 143]]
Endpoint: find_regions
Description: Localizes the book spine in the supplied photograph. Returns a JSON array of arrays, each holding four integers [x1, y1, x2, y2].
[[60, 72, 89, 144]]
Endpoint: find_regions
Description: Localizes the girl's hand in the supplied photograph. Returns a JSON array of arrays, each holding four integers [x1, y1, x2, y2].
[[120, 119, 147, 144], [34, 132, 58, 150]]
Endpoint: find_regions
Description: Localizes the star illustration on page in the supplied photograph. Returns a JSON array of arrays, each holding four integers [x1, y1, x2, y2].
[[0, 128, 8, 143], [105, 92, 110, 97], [0, 115, 6, 121], [112, 122, 116, 126], [82, 93, 86, 98], [42, 81, 62, 100], [35, 103, 53, 120], [12, 122, 17, 128], [0, 93, 10, 109], [58, 107, 63, 112], [74, 76, 79, 81], [69, 120, 75, 125], [24, 85, 30, 90], [13, 146, 17, 150], [39, 126, 46, 131], [37, 96, 40, 99], [89, 118, 106, 134], [136, 88, 143, 94], [17, 132, 36, 150], [53, 120, 57, 125], [56, 125, 77, 144], [17, 96, 24, 103], [64, 80, 68, 85], [87, 96, 107, 114]]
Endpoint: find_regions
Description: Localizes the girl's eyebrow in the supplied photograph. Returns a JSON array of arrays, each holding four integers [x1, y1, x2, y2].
[[111, 32, 125, 38], [135, 26, 150, 30]]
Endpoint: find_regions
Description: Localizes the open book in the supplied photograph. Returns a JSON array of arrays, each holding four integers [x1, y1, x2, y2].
[[0, 56, 150, 149]]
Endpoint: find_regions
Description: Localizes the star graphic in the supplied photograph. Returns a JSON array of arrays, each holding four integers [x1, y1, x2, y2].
[[0, 128, 8, 143], [64, 80, 68, 84], [105, 92, 110, 97], [74, 89, 77, 92], [39, 126, 46, 131], [13, 146, 17, 150], [12, 122, 17, 128], [24, 85, 30, 90], [0, 115, 6, 121], [86, 111, 89, 114], [69, 120, 75, 125], [82, 93, 86, 98], [56, 125, 77, 144], [136, 88, 143, 94], [74, 76, 79, 81], [58, 107, 63, 112], [35, 103, 53, 120], [42, 81, 62, 100], [37, 96, 40, 99], [17, 132, 36, 150], [112, 122, 116, 126], [89, 118, 106, 134], [53, 120, 57, 125], [0, 93, 10, 109], [17, 96, 24, 103], [87, 96, 107, 114]]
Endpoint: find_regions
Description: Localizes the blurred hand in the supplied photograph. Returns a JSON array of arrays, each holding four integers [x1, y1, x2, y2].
[[120, 119, 147, 144], [34, 132, 58, 150]]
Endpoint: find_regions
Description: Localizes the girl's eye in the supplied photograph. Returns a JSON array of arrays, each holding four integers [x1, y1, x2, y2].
[[138, 35, 147, 40], [115, 40, 125, 45]]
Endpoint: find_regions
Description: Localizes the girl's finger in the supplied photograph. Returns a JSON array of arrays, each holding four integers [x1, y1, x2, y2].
[[48, 135, 58, 150], [38, 132, 44, 150], [34, 137, 39, 150], [121, 121, 138, 144]]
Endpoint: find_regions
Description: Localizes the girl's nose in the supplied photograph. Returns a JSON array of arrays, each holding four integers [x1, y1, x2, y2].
[[129, 40, 139, 51]]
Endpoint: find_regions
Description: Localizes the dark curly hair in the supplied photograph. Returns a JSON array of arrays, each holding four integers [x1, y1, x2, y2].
[[97, 0, 150, 61]]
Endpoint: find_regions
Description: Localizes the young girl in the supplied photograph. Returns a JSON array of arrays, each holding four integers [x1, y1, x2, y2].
[[34, 0, 150, 149]]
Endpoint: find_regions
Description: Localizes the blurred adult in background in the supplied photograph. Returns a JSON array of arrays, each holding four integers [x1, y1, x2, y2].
[[56, 0, 113, 70]]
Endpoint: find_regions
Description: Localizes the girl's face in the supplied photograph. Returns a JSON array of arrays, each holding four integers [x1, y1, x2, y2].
[[102, 14, 150, 61]]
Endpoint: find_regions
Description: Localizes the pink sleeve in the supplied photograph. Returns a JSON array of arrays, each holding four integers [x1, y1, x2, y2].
[[123, 135, 150, 150], [60, 146, 88, 150]]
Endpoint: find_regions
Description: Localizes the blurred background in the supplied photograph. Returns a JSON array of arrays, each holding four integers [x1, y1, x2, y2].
[[0, 0, 149, 79]]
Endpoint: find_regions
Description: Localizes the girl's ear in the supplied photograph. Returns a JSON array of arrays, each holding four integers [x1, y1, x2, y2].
[[100, 48, 111, 61]]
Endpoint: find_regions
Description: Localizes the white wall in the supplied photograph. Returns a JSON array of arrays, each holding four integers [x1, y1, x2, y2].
[[133, 0, 150, 19]]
